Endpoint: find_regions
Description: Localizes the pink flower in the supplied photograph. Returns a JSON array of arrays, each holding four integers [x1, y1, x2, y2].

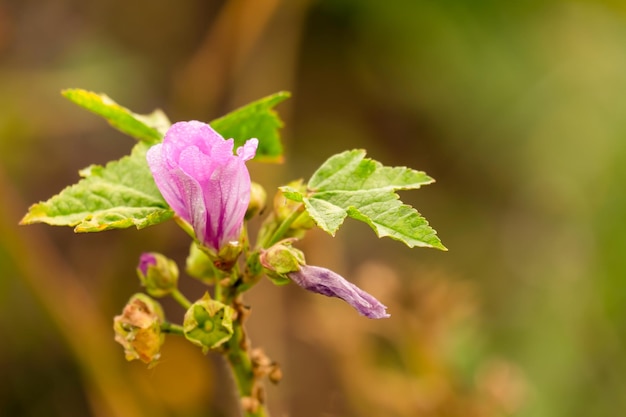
[[147, 121, 258, 252], [288, 265, 390, 319]]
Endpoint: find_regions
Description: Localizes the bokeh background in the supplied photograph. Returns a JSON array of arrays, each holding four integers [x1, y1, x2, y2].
[[2, 0, 626, 416]]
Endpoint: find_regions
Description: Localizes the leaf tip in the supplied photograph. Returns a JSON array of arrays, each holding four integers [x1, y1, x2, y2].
[[61, 88, 77, 96], [435, 242, 448, 251], [277, 90, 291, 99], [18, 214, 32, 226], [19, 204, 44, 226], [61, 88, 87, 101]]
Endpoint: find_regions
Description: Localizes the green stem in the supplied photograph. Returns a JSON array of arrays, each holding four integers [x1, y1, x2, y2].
[[214, 278, 223, 302], [240, 205, 304, 294], [224, 308, 269, 417], [263, 204, 304, 248], [170, 288, 192, 310], [160, 322, 185, 335], [174, 216, 196, 240]]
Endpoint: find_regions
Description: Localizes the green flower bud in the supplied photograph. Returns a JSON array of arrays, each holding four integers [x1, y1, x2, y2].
[[273, 180, 315, 230], [183, 293, 235, 352], [137, 252, 179, 297], [259, 240, 305, 285], [186, 243, 217, 283], [215, 240, 243, 271], [290, 211, 315, 230], [113, 293, 164, 367], [245, 182, 267, 220]]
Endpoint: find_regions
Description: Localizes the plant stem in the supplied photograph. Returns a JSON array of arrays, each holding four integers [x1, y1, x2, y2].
[[161, 322, 185, 335], [263, 204, 304, 248], [174, 216, 196, 240], [171, 288, 192, 310], [214, 277, 223, 302], [224, 299, 269, 417]]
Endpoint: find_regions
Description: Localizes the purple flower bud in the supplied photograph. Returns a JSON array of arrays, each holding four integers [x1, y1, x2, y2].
[[138, 252, 157, 276], [137, 252, 179, 297], [288, 265, 390, 319], [147, 121, 258, 252]]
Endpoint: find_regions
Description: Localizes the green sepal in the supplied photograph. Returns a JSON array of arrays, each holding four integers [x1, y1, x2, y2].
[[265, 272, 292, 286], [186, 243, 217, 284], [259, 240, 304, 286], [62, 89, 169, 144], [260, 240, 305, 274], [183, 293, 235, 353], [281, 149, 446, 250], [20, 142, 173, 232]]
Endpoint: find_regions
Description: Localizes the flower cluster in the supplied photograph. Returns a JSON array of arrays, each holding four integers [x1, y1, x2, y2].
[[145, 120, 389, 320]]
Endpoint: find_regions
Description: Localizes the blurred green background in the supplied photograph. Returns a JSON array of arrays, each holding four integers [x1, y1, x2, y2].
[[2, 0, 626, 416]]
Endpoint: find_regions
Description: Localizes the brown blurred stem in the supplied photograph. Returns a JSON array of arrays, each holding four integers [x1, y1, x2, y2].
[[172, 0, 283, 117]]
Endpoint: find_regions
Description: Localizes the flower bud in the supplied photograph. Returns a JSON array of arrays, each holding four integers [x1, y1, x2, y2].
[[186, 243, 217, 283], [245, 182, 267, 220], [260, 240, 305, 285], [137, 252, 179, 297], [113, 293, 165, 367], [288, 265, 390, 319], [215, 240, 243, 271], [274, 180, 315, 230], [183, 293, 235, 352]]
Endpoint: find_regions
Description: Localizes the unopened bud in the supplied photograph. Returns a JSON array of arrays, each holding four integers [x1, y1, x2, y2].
[[245, 182, 267, 220], [269, 366, 283, 384], [288, 265, 390, 319], [192, 240, 242, 272], [137, 252, 179, 297], [186, 243, 216, 283], [274, 180, 315, 230], [259, 240, 305, 285], [260, 240, 305, 274], [241, 397, 260, 413], [183, 293, 235, 352], [215, 240, 243, 271], [113, 293, 164, 367]]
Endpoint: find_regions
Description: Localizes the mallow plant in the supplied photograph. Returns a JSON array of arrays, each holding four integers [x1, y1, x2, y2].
[[21, 89, 446, 417]]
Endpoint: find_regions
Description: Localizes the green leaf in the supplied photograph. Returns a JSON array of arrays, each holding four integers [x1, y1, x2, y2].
[[20, 142, 173, 232], [282, 149, 446, 250], [62, 89, 169, 144], [211, 91, 290, 162], [21, 90, 290, 233]]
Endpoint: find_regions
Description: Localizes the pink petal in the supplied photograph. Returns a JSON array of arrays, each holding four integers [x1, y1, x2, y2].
[[288, 265, 390, 319], [146, 121, 258, 252]]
